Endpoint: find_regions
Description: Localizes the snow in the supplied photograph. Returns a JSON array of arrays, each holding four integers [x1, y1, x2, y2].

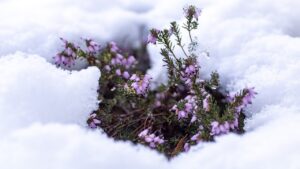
[[0, 123, 167, 169], [1, 0, 300, 168], [0, 53, 100, 134]]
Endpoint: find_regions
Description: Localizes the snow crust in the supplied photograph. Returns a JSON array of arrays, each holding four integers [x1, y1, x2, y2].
[[1, 0, 300, 168]]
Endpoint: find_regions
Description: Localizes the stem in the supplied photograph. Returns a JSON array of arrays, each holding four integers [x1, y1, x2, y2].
[[188, 30, 193, 43], [163, 39, 180, 63], [179, 45, 188, 57], [185, 18, 194, 43], [169, 49, 180, 63], [172, 21, 189, 58]]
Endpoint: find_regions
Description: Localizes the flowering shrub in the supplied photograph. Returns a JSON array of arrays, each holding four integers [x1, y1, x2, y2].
[[54, 5, 256, 158]]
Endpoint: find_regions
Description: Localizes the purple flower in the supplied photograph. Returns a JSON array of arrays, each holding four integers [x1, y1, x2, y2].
[[236, 87, 257, 112], [191, 133, 200, 141], [53, 53, 76, 67], [127, 56, 136, 65], [104, 65, 111, 71], [185, 65, 196, 75], [122, 71, 130, 79], [154, 136, 164, 144], [93, 119, 101, 124], [54, 38, 79, 67], [180, 63, 198, 88], [145, 134, 155, 143], [130, 74, 151, 95], [147, 29, 160, 44], [178, 110, 187, 119], [203, 95, 210, 112], [109, 41, 119, 53], [84, 38, 100, 53], [110, 54, 136, 69], [242, 87, 257, 105], [88, 113, 101, 129], [149, 142, 156, 148], [139, 130, 164, 148], [89, 122, 97, 129], [172, 95, 197, 121], [184, 103, 193, 112], [190, 115, 197, 123], [210, 121, 220, 136], [183, 5, 202, 20], [211, 121, 233, 136], [184, 143, 190, 152], [116, 69, 121, 76], [138, 129, 149, 138]]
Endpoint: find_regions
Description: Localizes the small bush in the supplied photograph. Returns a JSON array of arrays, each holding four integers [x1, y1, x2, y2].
[[54, 5, 256, 158]]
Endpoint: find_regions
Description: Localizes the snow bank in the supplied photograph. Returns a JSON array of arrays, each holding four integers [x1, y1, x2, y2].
[[0, 123, 167, 169], [171, 106, 300, 169], [0, 53, 100, 134], [0, 0, 160, 60], [1, 0, 300, 168]]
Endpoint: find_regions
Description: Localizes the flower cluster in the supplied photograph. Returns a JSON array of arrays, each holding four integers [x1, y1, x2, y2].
[[53, 38, 78, 67], [84, 38, 101, 54], [232, 87, 257, 113], [171, 95, 197, 122], [54, 38, 103, 67], [183, 5, 201, 20], [210, 120, 238, 136], [138, 129, 164, 148], [180, 62, 198, 87], [109, 41, 119, 53], [130, 74, 151, 95], [102, 42, 137, 80], [110, 54, 136, 69]]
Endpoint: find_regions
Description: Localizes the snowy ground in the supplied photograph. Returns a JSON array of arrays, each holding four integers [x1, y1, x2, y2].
[[1, 0, 300, 168]]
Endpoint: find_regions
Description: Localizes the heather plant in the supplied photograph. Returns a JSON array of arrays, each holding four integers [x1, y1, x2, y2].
[[54, 5, 256, 158]]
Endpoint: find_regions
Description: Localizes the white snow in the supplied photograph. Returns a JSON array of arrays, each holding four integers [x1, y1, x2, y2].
[[0, 0, 300, 168], [0, 53, 100, 134]]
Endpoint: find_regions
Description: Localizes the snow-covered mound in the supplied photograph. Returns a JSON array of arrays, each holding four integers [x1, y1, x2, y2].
[[0, 123, 167, 169], [1, 0, 300, 168], [0, 53, 100, 134]]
